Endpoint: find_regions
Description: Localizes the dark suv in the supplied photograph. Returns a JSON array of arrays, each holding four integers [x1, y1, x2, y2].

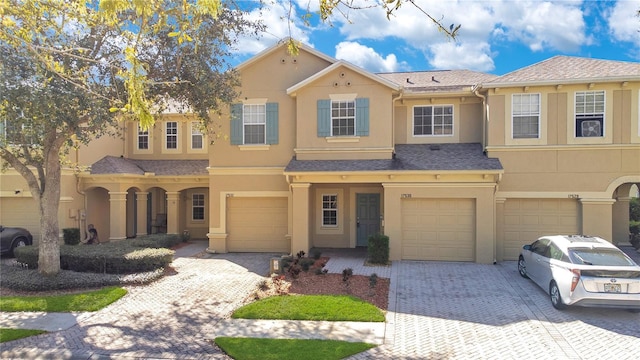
[[0, 225, 33, 256]]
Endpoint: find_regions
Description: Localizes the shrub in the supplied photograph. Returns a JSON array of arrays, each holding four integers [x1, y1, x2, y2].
[[630, 220, 640, 235], [63, 228, 81, 245], [342, 268, 353, 282], [299, 258, 315, 272], [311, 250, 322, 260], [0, 265, 164, 291], [367, 233, 389, 265], [15, 242, 174, 274]]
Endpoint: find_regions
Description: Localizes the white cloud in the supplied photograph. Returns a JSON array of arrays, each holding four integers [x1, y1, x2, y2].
[[233, 2, 312, 56], [491, 0, 589, 52], [428, 42, 495, 72], [334, 41, 410, 72], [607, 0, 640, 57]]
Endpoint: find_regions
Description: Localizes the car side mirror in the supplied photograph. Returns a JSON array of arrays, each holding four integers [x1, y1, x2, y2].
[[523, 245, 531, 251]]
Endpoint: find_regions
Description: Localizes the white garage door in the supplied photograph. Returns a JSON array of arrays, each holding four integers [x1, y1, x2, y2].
[[402, 198, 475, 261], [0, 197, 40, 242], [227, 197, 289, 252], [502, 199, 579, 260]]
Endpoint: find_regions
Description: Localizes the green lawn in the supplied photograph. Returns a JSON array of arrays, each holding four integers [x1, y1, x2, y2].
[[215, 337, 375, 360], [232, 294, 385, 322], [0, 329, 46, 343], [0, 287, 127, 312]]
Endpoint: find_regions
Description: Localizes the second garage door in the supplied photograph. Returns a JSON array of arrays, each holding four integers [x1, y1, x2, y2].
[[502, 199, 579, 260], [227, 197, 289, 252], [401, 198, 475, 261]]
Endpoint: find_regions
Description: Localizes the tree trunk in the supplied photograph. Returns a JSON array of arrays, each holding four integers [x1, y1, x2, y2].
[[37, 148, 63, 276]]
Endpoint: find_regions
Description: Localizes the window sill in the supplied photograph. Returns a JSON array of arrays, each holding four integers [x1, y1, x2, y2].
[[325, 137, 360, 143], [239, 144, 270, 151]]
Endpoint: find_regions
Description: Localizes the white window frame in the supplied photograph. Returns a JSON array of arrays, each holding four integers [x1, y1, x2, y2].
[[575, 90, 605, 138], [243, 104, 266, 144], [192, 193, 205, 221], [331, 100, 355, 136], [137, 123, 149, 150], [511, 93, 540, 139], [191, 121, 203, 149], [165, 121, 178, 149], [2, 120, 33, 146], [322, 194, 338, 227], [413, 105, 454, 136]]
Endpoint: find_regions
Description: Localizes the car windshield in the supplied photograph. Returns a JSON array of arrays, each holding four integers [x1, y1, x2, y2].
[[568, 248, 635, 266]]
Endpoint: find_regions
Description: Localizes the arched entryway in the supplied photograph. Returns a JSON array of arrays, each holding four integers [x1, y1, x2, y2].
[[612, 180, 640, 245], [85, 187, 110, 241]]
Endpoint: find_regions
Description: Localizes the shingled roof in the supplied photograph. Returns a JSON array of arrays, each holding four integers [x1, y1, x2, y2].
[[90, 156, 208, 176], [284, 143, 502, 173], [377, 70, 498, 94], [484, 56, 640, 86]]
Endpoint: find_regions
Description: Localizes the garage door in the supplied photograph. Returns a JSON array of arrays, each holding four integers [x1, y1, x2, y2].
[[402, 198, 475, 261], [227, 197, 289, 252], [502, 199, 578, 260], [0, 197, 40, 242]]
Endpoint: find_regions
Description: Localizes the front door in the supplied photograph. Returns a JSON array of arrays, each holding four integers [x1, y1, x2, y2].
[[356, 193, 380, 247]]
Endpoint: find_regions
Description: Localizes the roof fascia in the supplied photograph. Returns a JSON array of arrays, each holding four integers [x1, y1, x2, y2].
[[287, 60, 402, 96]]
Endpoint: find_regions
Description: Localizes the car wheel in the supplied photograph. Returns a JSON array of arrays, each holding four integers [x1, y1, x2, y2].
[[517, 256, 528, 278], [9, 237, 28, 257], [550, 281, 566, 310]]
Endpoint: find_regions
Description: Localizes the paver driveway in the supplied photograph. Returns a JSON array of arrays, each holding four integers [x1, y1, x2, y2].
[[2, 247, 639, 359], [351, 260, 640, 360], [1, 251, 274, 359]]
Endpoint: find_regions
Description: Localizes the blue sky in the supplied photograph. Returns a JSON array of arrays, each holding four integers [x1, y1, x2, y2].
[[232, 0, 640, 75]]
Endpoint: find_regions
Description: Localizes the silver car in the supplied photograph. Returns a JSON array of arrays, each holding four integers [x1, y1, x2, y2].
[[518, 235, 640, 310]]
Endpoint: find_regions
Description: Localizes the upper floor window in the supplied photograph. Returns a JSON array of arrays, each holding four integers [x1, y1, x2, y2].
[[331, 100, 355, 136], [137, 124, 149, 149], [243, 104, 266, 144], [1, 120, 33, 146], [322, 194, 338, 226], [191, 122, 203, 149], [166, 121, 178, 149], [512, 94, 540, 138], [192, 193, 205, 221], [575, 91, 604, 137], [413, 105, 453, 136]]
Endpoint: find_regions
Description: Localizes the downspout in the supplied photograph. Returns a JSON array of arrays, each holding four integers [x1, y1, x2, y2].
[[391, 91, 404, 157], [474, 84, 497, 263], [472, 85, 487, 152]]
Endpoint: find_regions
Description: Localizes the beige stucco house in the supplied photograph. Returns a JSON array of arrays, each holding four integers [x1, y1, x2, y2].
[[2, 41, 639, 263]]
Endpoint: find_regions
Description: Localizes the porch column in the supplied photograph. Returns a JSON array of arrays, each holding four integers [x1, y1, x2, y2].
[[291, 183, 311, 256], [580, 198, 615, 241], [108, 191, 127, 241], [166, 191, 180, 235], [136, 192, 149, 236], [612, 197, 631, 245]]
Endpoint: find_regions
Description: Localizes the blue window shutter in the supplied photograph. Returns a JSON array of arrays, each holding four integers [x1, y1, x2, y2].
[[356, 98, 369, 136], [266, 102, 279, 145], [230, 103, 243, 145], [317, 99, 331, 137]]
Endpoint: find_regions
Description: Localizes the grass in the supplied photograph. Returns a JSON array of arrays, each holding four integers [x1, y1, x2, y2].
[[214, 337, 375, 360], [232, 294, 385, 322], [0, 328, 46, 343], [0, 287, 127, 312]]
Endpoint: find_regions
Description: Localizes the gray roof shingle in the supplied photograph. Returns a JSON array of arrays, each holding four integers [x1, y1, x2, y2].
[[377, 70, 498, 93], [284, 143, 502, 173], [485, 56, 640, 85], [90, 156, 208, 176]]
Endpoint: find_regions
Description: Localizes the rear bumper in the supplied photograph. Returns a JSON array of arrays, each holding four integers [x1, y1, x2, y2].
[[570, 298, 640, 309], [567, 288, 640, 309]]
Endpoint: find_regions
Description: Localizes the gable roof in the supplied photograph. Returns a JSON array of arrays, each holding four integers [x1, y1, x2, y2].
[[90, 156, 208, 176], [483, 56, 640, 88], [236, 39, 337, 71], [286, 60, 402, 96], [378, 70, 498, 95], [284, 143, 503, 173]]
